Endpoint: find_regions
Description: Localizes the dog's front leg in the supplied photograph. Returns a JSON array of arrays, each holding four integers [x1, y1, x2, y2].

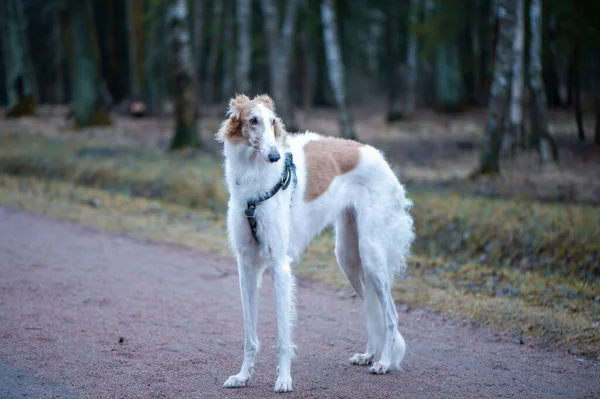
[[271, 260, 296, 393], [224, 258, 263, 388]]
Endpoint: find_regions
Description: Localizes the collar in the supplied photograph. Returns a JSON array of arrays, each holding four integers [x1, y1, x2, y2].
[[244, 152, 297, 244]]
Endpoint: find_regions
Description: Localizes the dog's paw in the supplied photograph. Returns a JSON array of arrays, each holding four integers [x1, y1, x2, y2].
[[368, 361, 390, 375], [349, 353, 374, 366], [223, 374, 249, 388], [274, 375, 293, 393]]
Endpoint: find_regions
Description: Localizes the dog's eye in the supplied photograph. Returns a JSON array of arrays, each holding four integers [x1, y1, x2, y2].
[[249, 117, 258, 125], [272, 119, 276, 126]]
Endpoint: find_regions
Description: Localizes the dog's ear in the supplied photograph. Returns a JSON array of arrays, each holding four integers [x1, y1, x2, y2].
[[215, 114, 243, 143], [274, 117, 287, 139], [253, 94, 275, 111], [227, 94, 250, 118]]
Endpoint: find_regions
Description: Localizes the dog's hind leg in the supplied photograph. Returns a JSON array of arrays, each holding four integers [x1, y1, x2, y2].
[[358, 241, 406, 375], [335, 209, 380, 366], [224, 256, 264, 388]]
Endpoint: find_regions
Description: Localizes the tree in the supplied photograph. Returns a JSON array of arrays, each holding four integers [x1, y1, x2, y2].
[[527, 0, 558, 162], [320, 0, 355, 140], [192, 0, 204, 100], [572, 44, 585, 141], [385, 0, 403, 121], [595, 50, 600, 146], [205, 0, 222, 103], [404, 0, 419, 117], [126, 0, 141, 98], [478, 0, 514, 174], [235, 0, 251, 94], [168, 0, 201, 149], [260, 0, 301, 132], [506, 0, 525, 151], [62, 0, 111, 126], [3, 0, 37, 117]]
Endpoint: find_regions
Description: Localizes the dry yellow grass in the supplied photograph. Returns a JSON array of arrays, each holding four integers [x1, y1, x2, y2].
[[1, 174, 598, 356]]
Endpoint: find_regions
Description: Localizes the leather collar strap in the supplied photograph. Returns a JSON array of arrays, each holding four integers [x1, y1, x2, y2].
[[244, 152, 297, 244]]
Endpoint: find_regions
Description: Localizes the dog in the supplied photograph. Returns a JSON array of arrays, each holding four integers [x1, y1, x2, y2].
[[216, 94, 414, 393]]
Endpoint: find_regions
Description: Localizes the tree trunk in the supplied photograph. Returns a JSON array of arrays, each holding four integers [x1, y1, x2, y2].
[[63, 0, 111, 126], [299, 22, 312, 113], [169, 0, 201, 150], [205, 0, 223, 104], [0, 0, 12, 105], [52, 6, 65, 104], [193, 0, 204, 100], [126, 0, 140, 98], [144, 0, 160, 107], [320, 0, 355, 140], [235, 0, 251, 94], [435, 40, 463, 112], [221, 0, 235, 100], [478, 0, 514, 174], [385, 0, 403, 121], [4, 0, 37, 117], [528, 0, 558, 162], [506, 0, 525, 151], [595, 50, 600, 146], [260, 0, 301, 132], [404, 0, 419, 117], [572, 45, 585, 141]]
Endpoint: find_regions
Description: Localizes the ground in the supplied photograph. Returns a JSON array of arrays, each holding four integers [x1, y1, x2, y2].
[[1, 208, 598, 398], [0, 105, 599, 397]]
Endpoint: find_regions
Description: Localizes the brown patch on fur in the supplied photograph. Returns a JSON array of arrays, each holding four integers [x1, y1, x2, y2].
[[303, 138, 362, 202]]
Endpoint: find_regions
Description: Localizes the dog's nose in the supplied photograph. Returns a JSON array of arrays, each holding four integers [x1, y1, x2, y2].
[[268, 147, 280, 163]]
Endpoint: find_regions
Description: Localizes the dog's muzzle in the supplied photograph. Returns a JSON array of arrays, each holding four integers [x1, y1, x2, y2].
[[268, 147, 281, 163]]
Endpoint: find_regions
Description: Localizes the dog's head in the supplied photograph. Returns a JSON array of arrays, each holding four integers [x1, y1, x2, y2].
[[216, 94, 286, 163]]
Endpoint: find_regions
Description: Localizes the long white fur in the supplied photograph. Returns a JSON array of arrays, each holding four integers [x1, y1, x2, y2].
[[220, 100, 414, 393]]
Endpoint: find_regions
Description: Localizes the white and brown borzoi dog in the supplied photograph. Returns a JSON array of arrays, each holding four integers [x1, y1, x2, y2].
[[217, 94, 414, 393]]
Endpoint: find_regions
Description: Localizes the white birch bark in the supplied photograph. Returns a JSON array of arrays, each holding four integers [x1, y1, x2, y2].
[[260, 0, 301, 131], [528, 0, 557, 161], [405, 0, 419, 116], [235, 0, 251, 94], [320, 0, 355, 139], [506, 0, 524, 150], [479, 0, 514, 173]]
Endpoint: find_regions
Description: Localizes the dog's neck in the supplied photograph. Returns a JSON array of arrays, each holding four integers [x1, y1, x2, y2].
[[223, 142, 286, 200]]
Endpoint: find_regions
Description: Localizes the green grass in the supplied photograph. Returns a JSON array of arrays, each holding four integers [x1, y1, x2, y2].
[[1, 134, 599, 355]]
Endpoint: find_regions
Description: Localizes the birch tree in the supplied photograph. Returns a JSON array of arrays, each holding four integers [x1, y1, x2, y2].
[[405, 0, 420, 117], [3, 0, 37, 117], [506, 0, 525, 151], [235, 0, 251, 94], [528, 0, 558, 162], [168, 0, 201, 149], [478, 0, 514, 174], [320, 0, 355, 139], [260, 0, 301, 132]]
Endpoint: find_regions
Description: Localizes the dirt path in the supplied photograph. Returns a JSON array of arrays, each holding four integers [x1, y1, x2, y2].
[[0, 207, 598, 399]]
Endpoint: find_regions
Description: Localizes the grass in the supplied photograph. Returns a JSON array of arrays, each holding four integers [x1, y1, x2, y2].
[[0, 132, 599, 356]]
